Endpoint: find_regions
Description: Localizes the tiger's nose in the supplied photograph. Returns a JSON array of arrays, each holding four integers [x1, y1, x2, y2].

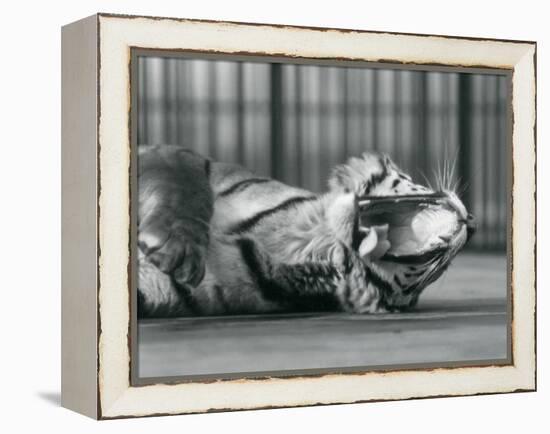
[[458, 213, 476, 240], [465, 213, 476, 240]]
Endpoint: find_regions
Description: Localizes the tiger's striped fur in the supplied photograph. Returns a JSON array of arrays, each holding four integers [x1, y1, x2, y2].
[[137, 145, 473, 318]]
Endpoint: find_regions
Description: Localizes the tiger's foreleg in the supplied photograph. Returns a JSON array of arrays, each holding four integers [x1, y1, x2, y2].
[[237, 237, 386, 314], [138, 145, 214, 288]]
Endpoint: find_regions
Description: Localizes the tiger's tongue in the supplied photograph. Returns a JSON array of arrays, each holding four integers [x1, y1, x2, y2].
[[387, 207, 459, 256]]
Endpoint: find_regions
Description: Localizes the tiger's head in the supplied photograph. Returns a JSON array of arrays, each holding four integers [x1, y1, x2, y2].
[[328, 152, 476, 310]]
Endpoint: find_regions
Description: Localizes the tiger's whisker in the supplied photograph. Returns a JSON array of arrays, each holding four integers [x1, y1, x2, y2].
[[419, 170, 434, 191]]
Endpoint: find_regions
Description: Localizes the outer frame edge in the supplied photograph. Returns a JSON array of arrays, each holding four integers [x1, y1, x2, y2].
[[95, 13, 537, 419], [61, 13, 100, 420]]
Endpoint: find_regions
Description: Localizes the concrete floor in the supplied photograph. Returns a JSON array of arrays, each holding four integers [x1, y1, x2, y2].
[[137, 252, 509, 379]]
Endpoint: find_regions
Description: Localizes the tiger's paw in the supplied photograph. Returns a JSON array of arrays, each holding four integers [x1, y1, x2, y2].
[[331, 244, 386, 314], [336, 279, 386, 314], [138, 223, 208, 288]]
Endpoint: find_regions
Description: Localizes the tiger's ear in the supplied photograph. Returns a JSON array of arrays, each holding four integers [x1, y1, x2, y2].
[[328, 160, 357, 194], [328, 153, 385, 195]]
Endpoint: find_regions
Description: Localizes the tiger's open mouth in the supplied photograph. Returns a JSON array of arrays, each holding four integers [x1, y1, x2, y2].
[[359, 193, 468, 264]]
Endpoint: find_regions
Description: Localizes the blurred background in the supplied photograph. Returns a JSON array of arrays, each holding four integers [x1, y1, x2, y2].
[[137, 56, 509, 251]]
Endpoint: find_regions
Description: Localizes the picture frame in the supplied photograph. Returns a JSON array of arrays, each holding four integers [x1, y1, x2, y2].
[[61, 13, 536, 419]]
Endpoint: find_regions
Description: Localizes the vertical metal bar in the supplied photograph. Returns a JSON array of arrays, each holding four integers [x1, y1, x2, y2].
[[295, 66, 303, 186], [393, 71, 402, 163], [167, 58, 178, 145], [505, 75, 513, 255], [185, 60, 195, 150], [442, 72, 451, 158], [137, 57, 148, 145], [207, 61, 218, 159], [174, 59, 182, 146], [270, 63, 284, 180], [496, 76, 505, 250], [458, 73, 472, 214], [236, 62, 245, 165], [497, 76, 505, 250], [162, 59, 171, 144], [422, 73, 429, 182], [491, 77, 498, 249], [359, 71, 367, 151], [416, 72, 428, 182], [319, 68, 329, 182], [342, 68, 349, 162], [481, 77, 490, 249], [371, 69, 379, 150]]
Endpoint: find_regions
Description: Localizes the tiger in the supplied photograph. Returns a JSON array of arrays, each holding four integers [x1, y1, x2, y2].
[[137, 144, 476, 318]]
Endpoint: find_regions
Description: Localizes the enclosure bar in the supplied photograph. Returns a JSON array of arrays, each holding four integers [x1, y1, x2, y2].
[[482, 78, 490, 248], [137, 58, 148, 144], [174, 59, 182, 145], [418, 72, 429, 182], [393, 70, 402, 163], [184, 61, 195, 149], [371, 69, 379, 150], [207, 61, 218, 159], [236, 62, 245, 164], [442, 72, 451, 162], [359, 71, 367, 151], [458, 74, 472, 214], [270, 63, 284, 180], [496, 76, 505, 249], [163, 59, 174, 144], [319, 67, 329, 184], [341, 69, 350, 161], [295, 66, 304, 186]]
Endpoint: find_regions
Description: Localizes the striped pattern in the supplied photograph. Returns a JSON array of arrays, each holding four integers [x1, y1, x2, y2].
[[228, 195, 317, 235], [218, 178, 270, 197], [138, 147, 470, 318]]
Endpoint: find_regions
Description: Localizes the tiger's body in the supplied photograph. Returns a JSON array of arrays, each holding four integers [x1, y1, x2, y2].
[[137, 145, 474, 318]]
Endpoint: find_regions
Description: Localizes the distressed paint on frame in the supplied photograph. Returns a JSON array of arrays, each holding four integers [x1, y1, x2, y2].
[[82, 13, 535, 419]]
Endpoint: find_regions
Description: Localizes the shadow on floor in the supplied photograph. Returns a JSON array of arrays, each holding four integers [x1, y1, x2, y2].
[[37, 391, 61, 407]]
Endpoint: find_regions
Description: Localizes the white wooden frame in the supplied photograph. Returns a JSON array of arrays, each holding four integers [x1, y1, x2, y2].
[[61, 13, 536, 419]]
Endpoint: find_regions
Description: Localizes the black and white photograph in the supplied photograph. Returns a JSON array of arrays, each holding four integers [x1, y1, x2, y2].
[[133, 54, 510, 380], [2, 0, 544, 428]]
